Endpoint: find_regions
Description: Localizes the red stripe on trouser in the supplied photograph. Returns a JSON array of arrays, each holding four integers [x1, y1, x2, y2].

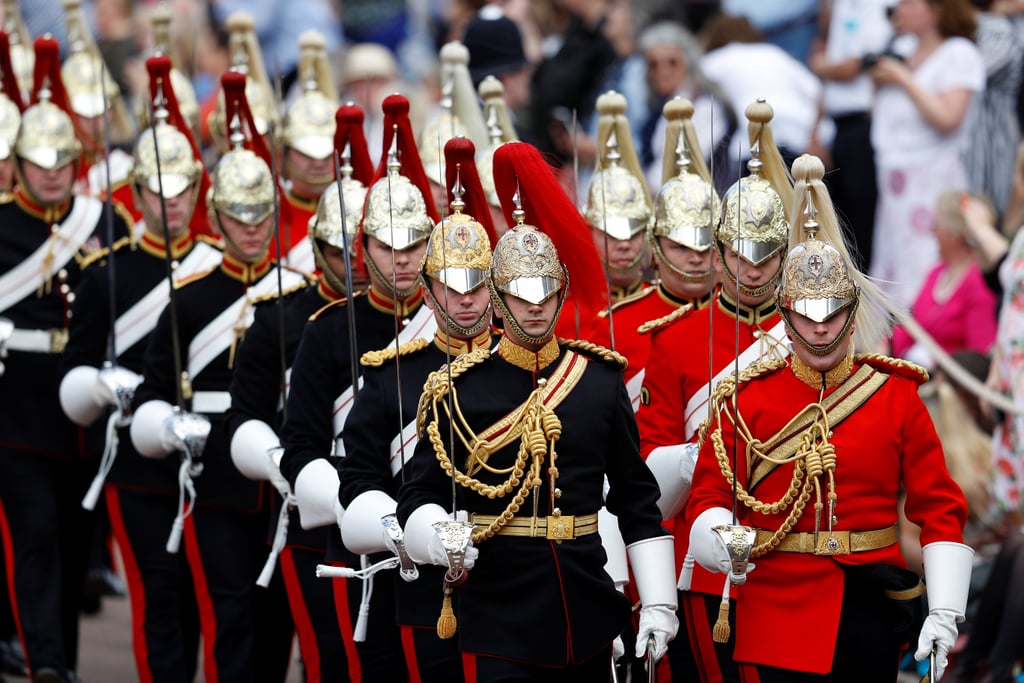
[[739, 663, 761, 683], [0, 500, 28, 674], [399, 626, 422, 683], [279, 547, 320, 682], [331, 564, 362, 682], [105, 486, 153, 683], [183, 514, 219, 683], [684, 591, 723, 683], [462, 651, 476, 681]]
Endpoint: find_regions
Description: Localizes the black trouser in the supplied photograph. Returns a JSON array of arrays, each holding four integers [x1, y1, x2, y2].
[[278, 542, 354, 682], [106, 485, 200, 683], [183, 503, 294, 683], [0, 448, 95, 675], [470, 645, 613, 682], [668, 590, 740, 683], [403, 624, 466, 683], [342, 552, 408, 681], [828, 112, 877, 273]]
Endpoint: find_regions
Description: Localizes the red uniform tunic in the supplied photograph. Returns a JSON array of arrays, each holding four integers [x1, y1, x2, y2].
[[686, 356, 968, 674]]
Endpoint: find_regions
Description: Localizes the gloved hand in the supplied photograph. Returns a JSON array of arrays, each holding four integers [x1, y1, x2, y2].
[[690, 507, 755, 584], [634, 604, 677, 662], [914, 609, 958, 681], [711, 533, 756, 585], [424, 530, 479, 570], [612, 635, 625, 662]]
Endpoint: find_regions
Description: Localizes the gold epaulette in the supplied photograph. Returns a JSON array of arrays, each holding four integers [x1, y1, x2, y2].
[[855, 353, 929, 385], [309, 298, 346, 321], [597, 286, 655, 318], [248, 279, 310, 305], [360, 337, 431, 367], [637, 303, 694, 335], [197, 234, 224, 249], [112, 198, 136, 232], [558, 338, 627, 369], [174, 266, 217, 289], [80, 235, 132, 269]]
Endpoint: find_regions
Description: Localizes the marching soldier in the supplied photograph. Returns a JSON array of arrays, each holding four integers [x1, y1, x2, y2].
[[397, 140, 678, 680], [277, 30, 338, 273], [224, 102, 373, 682], [637, 100, 793, 682], [56, 55, 220, 683], [129, 71, 297, 683], [687, 154, 971, 681], [583, 91, 655, 303], [61, 0, 140, 223], [278, 92, 439, 679], [338, 136, 497, 682], [0, 35, 132, 683]]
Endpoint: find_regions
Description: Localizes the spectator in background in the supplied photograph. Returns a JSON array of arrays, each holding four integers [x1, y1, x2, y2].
[[868, 0, 984, 309], [721, 0, 820, 63], [891, 190, 998, 369], [638, 20, 733, 196], [698, 13, 821, 183], [808, 0, 894, 272], [339, 43, 404, 166], [964, 0, 1023, 218]]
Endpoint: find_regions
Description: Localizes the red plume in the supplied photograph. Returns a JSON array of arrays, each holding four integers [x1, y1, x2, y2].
[[334, 103, 373, 185], [146, 55, 213, 237], [369, 94, 439, 223], [220, 70, 272, 169], [0, 32, 24, 111], [493, 142, 608, 338], [444, 136, 496, 247]]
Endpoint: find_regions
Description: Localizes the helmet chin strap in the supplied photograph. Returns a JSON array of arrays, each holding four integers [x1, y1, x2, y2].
[[311, 238, 348, 295], [365, 246, 422, 299], [715, 241, 782, 299], [215, 212, 273, 264], [423, 276, 492, 338], [781, 300, 859, 358], [488, 265, 569, 347], [651, 236, 711, 284]]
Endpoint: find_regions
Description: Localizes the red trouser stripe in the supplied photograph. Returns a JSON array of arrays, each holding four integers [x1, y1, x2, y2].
[[183, 514, 219, 683], [105, 486, 154, 683], [684, 590, 724, 683], [279, 547, 320, 682], [399, 626, 422, 683], [330, 563, 362, 682], [0, 500, 28, 674]]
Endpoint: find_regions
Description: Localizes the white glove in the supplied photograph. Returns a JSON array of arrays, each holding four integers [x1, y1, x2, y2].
[[635, 604, 677, 663], [405, 503, 478, 570], [266, 450, 291, 499], [645, 443, 698, 520], [914, 542, 974, 681], [689, 507, 755, 584], [294, 459, 341, 529], [612, 635, 625, 662], [914, 610, 958, 681]]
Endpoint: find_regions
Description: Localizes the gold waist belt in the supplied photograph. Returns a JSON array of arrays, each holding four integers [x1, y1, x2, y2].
[[470, 513, 599, 540], [755, 524, 898, 556]]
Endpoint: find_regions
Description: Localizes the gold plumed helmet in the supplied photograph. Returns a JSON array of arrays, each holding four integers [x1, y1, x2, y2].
[[4, 0, 34, 102], [208, 119, 274, 225], [210, 12, 280, 153], [491, 201, 565, 306], [61, 0, 119, 117], [476, 75, 516, 207], [422, 195, 493, 295], [309, 172, 365, 251], [718, 146, 789, 266], [132, 104, 203, 199], [583, 91, 652, 241], [137, 5, 200, 131], [0, 93, 19, 160], [419, 41, 485, 186], [15, 90, 81, 170], [362, 137, 434, 249], [283, 31, 337, 161], [652, 98, 719, 253]]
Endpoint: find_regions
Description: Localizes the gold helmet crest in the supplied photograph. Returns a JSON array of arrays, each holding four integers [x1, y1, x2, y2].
[[208, 120, 274, 225], [362, 138, 433, 250], [16, 95, 81, 170], [422, 210, 492, 295], [491, 219, 564, 306]]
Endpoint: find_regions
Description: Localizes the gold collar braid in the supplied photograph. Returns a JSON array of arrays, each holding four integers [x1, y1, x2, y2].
[[420, 348, 587, 544], [702, 357, 840, 559], [498, 336, 560, 371], [790, 349, 854, 390]]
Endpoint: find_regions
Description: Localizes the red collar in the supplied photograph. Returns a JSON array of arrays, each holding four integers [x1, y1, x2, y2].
[[367, 286, 423, 317], [221, 250, 272, 284], [317, 276, 345, 302], [138, 230, 193, 260], [14, 186, 72, 224]]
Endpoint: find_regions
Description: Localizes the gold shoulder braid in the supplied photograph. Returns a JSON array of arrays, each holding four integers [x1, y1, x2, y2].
[[361, 337, 430, 367], [637, 303, 693, 335], [422, 348, 588, 545], [558, 338, 627, 369]]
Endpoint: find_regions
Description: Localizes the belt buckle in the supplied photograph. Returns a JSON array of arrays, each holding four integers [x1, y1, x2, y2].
[[546, 514, 574, 541], [50, 328, 68, 353], [815, 530, 850, 555]]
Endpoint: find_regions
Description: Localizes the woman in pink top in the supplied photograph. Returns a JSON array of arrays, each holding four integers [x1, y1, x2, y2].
[[892, 190, 998, 365]]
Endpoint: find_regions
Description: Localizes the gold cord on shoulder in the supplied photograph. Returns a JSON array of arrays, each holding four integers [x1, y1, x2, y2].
[[559, 337, 627, 368], [637, 303, 693, 335]]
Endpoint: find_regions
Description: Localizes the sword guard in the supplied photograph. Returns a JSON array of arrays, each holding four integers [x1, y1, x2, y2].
[[381, 513, 419, 582]]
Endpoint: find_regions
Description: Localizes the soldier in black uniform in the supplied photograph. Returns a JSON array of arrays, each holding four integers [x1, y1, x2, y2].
[[279, 92, 439, 680], [397, 141, 679, 681], [57, 55, 221, 683], [224, 108, 372, 682], [128, 71, 295, 683], [0, 35, 132, 683], [338, 136, 498, 682]]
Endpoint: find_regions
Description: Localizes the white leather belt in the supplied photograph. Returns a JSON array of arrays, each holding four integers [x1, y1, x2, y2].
[[191, 391, 232, 414], [6, 328, 68, 353]]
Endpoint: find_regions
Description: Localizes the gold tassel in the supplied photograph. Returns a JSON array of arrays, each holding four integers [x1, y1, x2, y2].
[[436, 585, 457, 639], [712, 598, 731, 643]]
